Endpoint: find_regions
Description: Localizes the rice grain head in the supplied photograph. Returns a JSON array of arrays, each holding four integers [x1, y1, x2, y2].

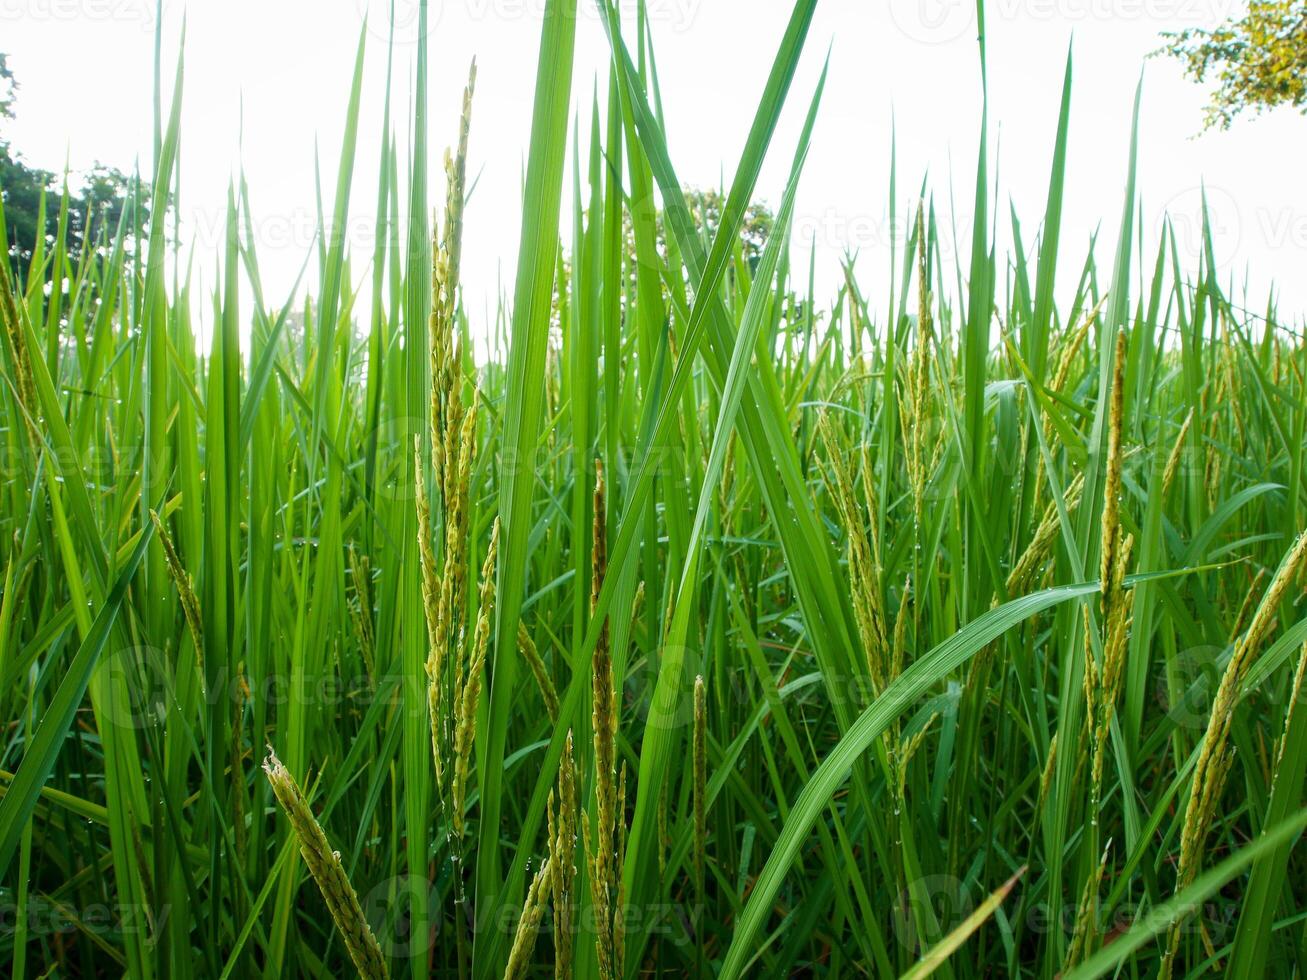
[[149, 509, 205, 688], [518, 620, 560, 723], [550, 730, 578, 980], [693, 674, 707, 900], [1163, 527, 1307, 977], [262, 749, 388, 980], [1160, 408, 1195, 499], [587, 459, 620, 980], [1099, 328, 1127, 600], [504, 855, 551, 980], [452, 516, 499, 839]]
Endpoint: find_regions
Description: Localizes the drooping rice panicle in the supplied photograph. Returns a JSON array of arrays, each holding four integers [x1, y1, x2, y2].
[[1162, 527, 1307, 977], [550, 731, 578, 980], [503, 856, 551, 980], [1099, 329, 1128, 599], [818, 411, 887, 693], [692, 674, 707, 901], [518, 620, 560, 723], [1160, 407, 1195, 499], [586, 459, 620, 980], [452, 517, 499, 839], [263, 750, 389, 980], [149, 508, 205, 682], [347, 544, 376, 683], [1067, 839, 1112, 967]]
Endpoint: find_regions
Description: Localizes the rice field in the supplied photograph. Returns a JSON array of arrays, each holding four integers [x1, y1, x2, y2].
[[2, 1, 1306, 978]]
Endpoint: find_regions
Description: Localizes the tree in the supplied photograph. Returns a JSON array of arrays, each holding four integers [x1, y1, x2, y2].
[[0, 52, 50, 275], [1159, 0, 1307, 129], [682, 187, 774, 268], [0, 52, 149, 281], [0, 53, 15, 120], [620, 186, 776, 296]]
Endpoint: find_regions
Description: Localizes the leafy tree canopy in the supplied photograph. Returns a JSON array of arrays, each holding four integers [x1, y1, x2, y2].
[[0, 52, 149, 281], [1160, 0, 1307, 129]]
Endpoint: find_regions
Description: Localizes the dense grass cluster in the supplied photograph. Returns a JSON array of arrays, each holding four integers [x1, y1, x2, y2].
[[2, 2, 1306, 977]]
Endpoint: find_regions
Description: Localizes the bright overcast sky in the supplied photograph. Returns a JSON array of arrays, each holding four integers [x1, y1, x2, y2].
[[4, 0, 1306, 331]]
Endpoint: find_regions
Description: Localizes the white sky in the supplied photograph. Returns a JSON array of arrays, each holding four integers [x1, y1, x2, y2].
[[4, 0, 1306, 337]]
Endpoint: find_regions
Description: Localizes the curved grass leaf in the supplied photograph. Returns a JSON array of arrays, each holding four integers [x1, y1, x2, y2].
[[0, 521, 154, 876], [900, 866, 1026, 980], [1062, 809, 1307, 980], [720, 581, 1100, 980]]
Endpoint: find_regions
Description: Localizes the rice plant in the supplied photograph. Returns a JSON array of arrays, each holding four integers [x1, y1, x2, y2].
[[1, 1, 1306, 977]]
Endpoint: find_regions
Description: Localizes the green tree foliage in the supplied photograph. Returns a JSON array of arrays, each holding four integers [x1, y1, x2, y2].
[[0, 52, 149, 280], [1160, 0, 1307, 128], [619, 186, 776, 304], [0, 53, 14, 119], [683, 186, 775, 266]]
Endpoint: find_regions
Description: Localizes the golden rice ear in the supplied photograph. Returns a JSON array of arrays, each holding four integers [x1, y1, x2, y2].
[[0, 270, 37, 442], [546, 730, 578, 980], [1007, 473, 1084, 595], [517, 620, 560, 723], [150, 508, 205, 688], [1163, 527, 1307, 978], [1066, 839, 1112, 968], [1160, 407, 1195, 499], [414, 436, 445, 790], [504, 856, 552, 980], [583, 459, 624, 980], [439, 59, 477, 319], [1100, 327, 1128, 601], [692, 675, 707, 901], [817, 411, 888, 694], [423, 60, 480, 816], [452, 518, 499, 839], [263, 750, 389, 980]]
